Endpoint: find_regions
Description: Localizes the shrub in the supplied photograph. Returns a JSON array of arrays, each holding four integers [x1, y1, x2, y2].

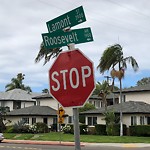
[[11, 120, 27, 133], [4, 126, 14, 133], [63, 124, 72, 134], [95, 124, 106, 135], [63, 124, 88, 134], [129, 125, 150, 136], [95, 124, 127, 136], [87, 126, 96, 135], [34, 122, 48, 133], [80, 124, 88, 134], [51, 124, 57, 132]]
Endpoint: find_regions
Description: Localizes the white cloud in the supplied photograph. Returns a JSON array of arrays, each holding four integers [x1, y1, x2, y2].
[[0, 0, 150, 92]]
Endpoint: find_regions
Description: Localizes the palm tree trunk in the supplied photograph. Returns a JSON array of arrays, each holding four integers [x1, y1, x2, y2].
[[119, 79, 123, 136]]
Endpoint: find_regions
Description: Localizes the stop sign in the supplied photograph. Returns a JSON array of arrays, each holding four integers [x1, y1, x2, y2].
[[49, 49, 95, 107]]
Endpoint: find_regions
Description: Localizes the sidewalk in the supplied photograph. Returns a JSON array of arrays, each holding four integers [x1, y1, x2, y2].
[[2, 139, 150, 147]]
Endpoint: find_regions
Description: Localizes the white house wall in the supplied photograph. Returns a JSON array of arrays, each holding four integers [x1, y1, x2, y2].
[[85, 114, 149, 127], [21, 101, 35, 109], [37, 98, 58, 109], [37, 97, 73, 116], [5, 116, 55, 127], [122, 92, 150, 104], [4, 101, 13, 111]]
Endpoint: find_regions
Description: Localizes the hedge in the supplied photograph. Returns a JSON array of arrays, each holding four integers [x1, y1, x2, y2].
[[95, 124, 106, 135], [129, 125, 150, 136], [95, 124, 127, 136]]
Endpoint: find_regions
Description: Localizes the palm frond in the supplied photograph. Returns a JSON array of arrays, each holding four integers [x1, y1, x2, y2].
[[123, 56, 139, 71], [35, 42, 62, 65], [97, 44, 123, 74]]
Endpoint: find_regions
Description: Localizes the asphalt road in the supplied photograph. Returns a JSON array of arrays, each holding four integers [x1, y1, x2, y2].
[[0, 143, 150, 150]]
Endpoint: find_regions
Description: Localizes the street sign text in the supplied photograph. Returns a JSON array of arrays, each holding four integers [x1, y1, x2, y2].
[[42, 27, 93, 49], [46, 6, 86, 33]]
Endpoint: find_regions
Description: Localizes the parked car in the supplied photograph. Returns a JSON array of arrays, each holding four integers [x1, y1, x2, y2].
[[0, 133, 4, 142]]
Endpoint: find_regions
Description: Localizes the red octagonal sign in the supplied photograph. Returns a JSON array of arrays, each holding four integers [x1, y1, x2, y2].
[[49, 49, 95, 107]]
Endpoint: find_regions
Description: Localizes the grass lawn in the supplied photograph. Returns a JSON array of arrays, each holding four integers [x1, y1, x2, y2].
[[4, 132, 150, 143]]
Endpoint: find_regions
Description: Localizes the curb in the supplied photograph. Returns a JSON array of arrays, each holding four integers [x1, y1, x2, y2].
[[2, 140, 150, 147], [3, 139, 85, 147]]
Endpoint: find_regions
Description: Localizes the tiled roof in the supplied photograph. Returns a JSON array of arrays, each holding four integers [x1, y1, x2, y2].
[[0, 89, 42, 101], [7, 105, 57, 116], [89, 93, 118, 100], [80, 101, 150, 114], [115, 84, 150, 93], [32, 93, 53, 99]]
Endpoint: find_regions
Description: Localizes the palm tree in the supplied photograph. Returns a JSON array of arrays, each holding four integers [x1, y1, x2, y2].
[[98, 80, 111, 110], [97, 44, 139, 136], [35, 42, 62, 65], [42, 88, 49, 94], [5, 73, 32, 92]]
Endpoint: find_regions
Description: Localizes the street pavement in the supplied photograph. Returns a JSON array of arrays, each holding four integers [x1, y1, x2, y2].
[[2, 139, 150, 148]]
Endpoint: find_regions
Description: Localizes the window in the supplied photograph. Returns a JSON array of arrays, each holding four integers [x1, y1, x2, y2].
[[43, 118, 48, 124], [131, 116, 137, 125], [22, 118, 29, 124], [13, 101, 21, 109], [32, 118, 36, 125], [140, 116, 145, 125], [147, 117, 150, 125], [68, 116, 73, 124], [87, 117, 97, 126], [53, 117, 57, 124]]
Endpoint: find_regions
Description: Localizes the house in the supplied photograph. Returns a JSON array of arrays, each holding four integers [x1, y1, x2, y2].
[[81, 84, 150, 127], [115, 84, 150, 104], [5, 105, 57, 127], [32, 94, 74, 124], [0, 89, 41, 111], [89, 93, 119, 108], [80, 101, 150, 127], [0, 88, 119, 126]]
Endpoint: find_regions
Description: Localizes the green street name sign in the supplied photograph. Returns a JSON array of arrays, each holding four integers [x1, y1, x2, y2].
[[46, 6, 86, 33], [42, 27, 93, 49]]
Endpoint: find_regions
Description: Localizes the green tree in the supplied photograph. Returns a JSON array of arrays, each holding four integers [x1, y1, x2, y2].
[[98, 80, 111, 110], [97, 44, 139, 136], [92, 82, 102, 95], [0, 106, 10, 132], [42, 88, 49, 93], [137, 77, 150, 86], [102, 111, 119, 136], [35, 42, 62, 65], [5, 73, 32, 92]]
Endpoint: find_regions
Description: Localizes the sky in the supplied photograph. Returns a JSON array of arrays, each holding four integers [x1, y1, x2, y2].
[[0, 0, 150, 92]]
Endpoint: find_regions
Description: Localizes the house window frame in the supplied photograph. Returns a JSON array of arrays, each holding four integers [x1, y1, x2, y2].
[[32, 117, 36, 125], [140, 116, 145, 125], [87, 116, 97, 126], [68, 116, 73, 124], [22, 117, 29, 124], [131, 116, 137, 125]]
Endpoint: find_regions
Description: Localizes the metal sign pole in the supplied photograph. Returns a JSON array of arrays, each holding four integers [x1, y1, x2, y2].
[[73, 108, 81, 150], [68, 43, 81, 150]]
